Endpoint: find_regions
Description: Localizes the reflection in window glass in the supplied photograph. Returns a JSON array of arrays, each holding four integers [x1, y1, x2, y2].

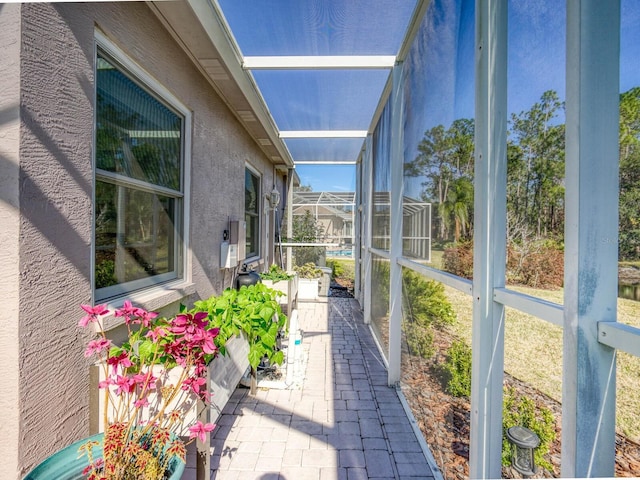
[[401, 268, 473, 478], [370, 254, 390, 360], [402, 0, 475, 267], [619, 0, 640, 303], [245, 168, 261, 259], [95, 48, 183, 300], [96, 55, 182, 190], [372, 98, 392, 251], [95, 181, 176, 288], [506, 1, 565, 292], [618, 0, 640, 452], [398, 1, 474, 477]]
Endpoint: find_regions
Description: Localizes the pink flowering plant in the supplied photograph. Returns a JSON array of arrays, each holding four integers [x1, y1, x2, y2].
[[78, 301, 219, 480]]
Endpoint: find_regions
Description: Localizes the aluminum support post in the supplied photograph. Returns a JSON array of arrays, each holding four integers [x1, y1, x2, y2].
[[363, 135, 373, 325], [469, 0, 508, 477], [388, 62, 405, 385], [563, 1, 619, 476]]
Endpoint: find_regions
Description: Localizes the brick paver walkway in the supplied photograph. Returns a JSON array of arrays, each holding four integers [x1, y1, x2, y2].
[[209, 297, 438, 479]]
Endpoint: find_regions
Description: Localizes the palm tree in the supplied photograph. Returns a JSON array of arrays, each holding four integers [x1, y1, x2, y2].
[[444, 177, 473, 242]]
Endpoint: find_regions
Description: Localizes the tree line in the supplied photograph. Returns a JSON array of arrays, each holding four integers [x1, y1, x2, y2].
[[405, 88, 640, 261]]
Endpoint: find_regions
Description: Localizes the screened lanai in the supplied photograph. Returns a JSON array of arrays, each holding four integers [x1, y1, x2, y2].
[[211, 1, 635, 478]]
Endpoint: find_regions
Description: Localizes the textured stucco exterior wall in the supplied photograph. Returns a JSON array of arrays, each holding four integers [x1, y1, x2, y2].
[[0, 5, 22, 479], [12, 3, 280, 477], [18, 4, 95, 476]]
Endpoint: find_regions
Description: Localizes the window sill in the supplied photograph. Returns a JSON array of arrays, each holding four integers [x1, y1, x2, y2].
[[98, 280, 197, 332]]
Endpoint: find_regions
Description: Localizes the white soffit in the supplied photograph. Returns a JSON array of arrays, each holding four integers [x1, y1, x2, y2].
[[243, 55, 396, 70]]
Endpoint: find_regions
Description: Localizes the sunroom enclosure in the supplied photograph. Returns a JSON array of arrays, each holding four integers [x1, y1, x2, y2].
[[259, 1, 638, 478]]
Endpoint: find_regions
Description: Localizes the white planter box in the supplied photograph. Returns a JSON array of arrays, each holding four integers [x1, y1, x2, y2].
[[91, 334, 250, 432], [262, 274, 298, 313], [297, 278, 320, 300]]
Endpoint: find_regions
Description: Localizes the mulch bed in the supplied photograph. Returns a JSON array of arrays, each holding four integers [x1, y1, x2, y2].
[[400, 328, 640, 479], [328, 278, 640, 477]]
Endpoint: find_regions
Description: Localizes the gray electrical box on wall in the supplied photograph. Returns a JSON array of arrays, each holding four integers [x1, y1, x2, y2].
[[221, 220, 247, 268]]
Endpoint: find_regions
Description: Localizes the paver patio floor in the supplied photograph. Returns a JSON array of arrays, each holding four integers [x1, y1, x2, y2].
[[209, 297, 438, 480]]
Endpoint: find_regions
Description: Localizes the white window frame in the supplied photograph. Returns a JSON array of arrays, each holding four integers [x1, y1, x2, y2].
[[244, 163, 262, 262], [93, 31, 192, 303]]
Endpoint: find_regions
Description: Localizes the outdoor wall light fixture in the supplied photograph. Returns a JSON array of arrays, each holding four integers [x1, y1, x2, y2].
[[506, 426, 540, 477], [268, 187, 281, 209]]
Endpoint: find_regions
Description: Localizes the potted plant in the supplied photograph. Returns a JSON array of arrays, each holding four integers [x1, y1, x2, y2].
[[193, 283, 287, 395], [259, 264, 298, 313], [25, 302, 219, 480], [294, 263, 323, 300]]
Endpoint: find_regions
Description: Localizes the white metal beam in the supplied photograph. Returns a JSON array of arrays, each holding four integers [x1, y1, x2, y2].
[[493, 287, 563, 327], [598, 322, 640, 358], [243, 55, 396, 70], [563, 1, 620, 476], [294, 161, 357, 165], [469, 0, 508, 477], [363, 135, 374, 325], [388, 63, 405, 386], [280, 130, 368, 138]]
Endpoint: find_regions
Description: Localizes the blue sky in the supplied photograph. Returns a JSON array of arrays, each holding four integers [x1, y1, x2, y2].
[[295, 164, 357, 192], [230, 0, 640, 194]]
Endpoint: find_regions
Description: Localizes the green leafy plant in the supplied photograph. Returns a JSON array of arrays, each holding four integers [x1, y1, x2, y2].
[[443, 340, 472, 398], [194, 284, 287, 393], [259, 264, 294, 282], [502, 386, 556, 472], [294, 262, 322, 279]]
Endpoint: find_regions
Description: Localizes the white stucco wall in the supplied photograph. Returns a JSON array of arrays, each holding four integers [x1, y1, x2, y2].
[[9, 3, 281, 477], [0, 4, 22, 479]]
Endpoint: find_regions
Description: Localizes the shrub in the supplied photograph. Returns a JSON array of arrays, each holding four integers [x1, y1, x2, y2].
[[507, 240, 564, 288], [443, 340, 472, 398], [294, 262, 322, 279], [442, 239, 564, 289], [326, 258, 350, 280], [402, 269, 456, 329], [404, 322, 435, 359], [442, 241, 474, 279], [502, 386, 556, 472]]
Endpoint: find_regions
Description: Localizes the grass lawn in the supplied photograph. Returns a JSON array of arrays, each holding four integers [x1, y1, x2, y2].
[[443, 284, 640, 441]]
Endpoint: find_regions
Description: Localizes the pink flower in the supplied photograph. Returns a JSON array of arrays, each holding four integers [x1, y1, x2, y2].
[[133, 372, 157, 390], [182, 375, 207, 395], [78, 304, 109, 327], [170, 312, 208, 336], [114, 300, 138, 324], [114, 375, 136, 395], [98, 378, 112, 389], [145, 326, 168, 342], [134, 397, 149, 408], [107, 351, 133, 374], [84, 338, 112, 358], [198, 328, 219, 355], [138, 310, 158, 328], [188, 421, 216, 443]]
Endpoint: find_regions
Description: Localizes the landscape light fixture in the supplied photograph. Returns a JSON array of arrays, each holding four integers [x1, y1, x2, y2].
[[506, 425, 540, 477]]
